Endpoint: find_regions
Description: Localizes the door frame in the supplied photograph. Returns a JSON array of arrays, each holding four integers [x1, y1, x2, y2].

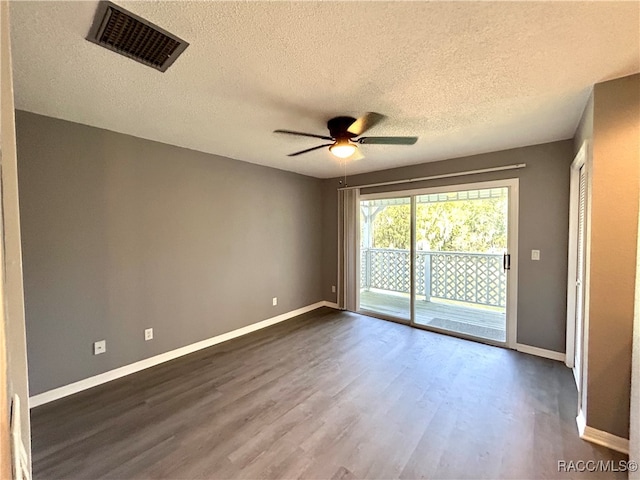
[[566, 141, 590, 396], [359, 178, 519, 349]]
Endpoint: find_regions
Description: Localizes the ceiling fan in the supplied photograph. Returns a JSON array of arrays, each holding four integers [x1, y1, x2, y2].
[[274, 113, 418, 159]]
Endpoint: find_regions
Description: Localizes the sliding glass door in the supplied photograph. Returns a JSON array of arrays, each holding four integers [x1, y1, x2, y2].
[[359, 197, 411, 321], [358, 180, 517, 346], [413, 187, 508, 342]]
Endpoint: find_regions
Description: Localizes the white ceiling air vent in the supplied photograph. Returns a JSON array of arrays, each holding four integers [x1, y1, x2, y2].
[[87, 1, 189, 72]]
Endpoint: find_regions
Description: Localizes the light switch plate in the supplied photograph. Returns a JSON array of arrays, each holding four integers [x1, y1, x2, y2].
[[531, 249, 540, 261]]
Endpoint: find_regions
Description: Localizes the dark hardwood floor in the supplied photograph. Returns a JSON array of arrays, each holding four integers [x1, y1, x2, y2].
[[31, 308, 627, 479]]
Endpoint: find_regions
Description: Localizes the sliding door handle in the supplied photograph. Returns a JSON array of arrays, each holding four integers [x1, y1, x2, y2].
[[503, 253, 511, 271]]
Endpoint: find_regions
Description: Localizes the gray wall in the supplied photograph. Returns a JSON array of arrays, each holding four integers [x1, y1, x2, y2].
[[574, 90, 593, 152], [584, 74, 639, 439], [322, 141, 574, 353], [16, 111, 324, 395]]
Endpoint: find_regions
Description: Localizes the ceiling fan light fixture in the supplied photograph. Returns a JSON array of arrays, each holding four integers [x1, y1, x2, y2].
[[329, 140, 357, 159]]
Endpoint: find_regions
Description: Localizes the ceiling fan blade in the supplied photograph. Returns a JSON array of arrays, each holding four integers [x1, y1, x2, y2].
[[347, 112, 385, 136], [357, 136, 418, 145], [288, 144, 333, 157], [274, 129, 333, 141]]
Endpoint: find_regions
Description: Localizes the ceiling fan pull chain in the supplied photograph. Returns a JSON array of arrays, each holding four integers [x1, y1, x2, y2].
[[343, 157, 347, 187]]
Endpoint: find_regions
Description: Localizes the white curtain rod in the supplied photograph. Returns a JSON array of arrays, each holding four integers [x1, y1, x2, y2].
[[337, 163, 527, 191]]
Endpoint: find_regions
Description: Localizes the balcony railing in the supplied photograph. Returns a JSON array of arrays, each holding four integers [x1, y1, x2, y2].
[[360, 248, 506, 308]]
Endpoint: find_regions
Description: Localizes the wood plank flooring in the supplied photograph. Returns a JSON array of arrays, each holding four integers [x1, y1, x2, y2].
[[359, 290, 505, 333], [31, 308, 626, 479]]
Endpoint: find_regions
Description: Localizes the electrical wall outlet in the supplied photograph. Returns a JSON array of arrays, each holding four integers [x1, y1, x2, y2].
[[272, 297, 278, 306], [145, 328, 153, 341], [93, 340, 106, 355], [331, 285, 336, 293], [531, 249, 541, 261]]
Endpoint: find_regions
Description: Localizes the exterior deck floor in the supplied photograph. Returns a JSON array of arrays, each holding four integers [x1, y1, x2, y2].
[[359, 289, 506, 342]]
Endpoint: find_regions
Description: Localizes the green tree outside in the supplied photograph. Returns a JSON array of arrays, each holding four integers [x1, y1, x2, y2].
[[366, 197, 507, 253]]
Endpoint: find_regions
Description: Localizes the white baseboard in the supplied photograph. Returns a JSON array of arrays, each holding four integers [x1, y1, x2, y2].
[[516, 343, 565, 362], [576, 409, 630, 454], [30, 301, 335, 408]]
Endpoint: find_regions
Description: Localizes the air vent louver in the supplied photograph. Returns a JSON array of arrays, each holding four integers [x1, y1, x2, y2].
[[87, 1, 188, 72]]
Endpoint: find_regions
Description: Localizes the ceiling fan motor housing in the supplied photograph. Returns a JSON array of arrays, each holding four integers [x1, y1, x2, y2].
[[328, 116, 358, 140]]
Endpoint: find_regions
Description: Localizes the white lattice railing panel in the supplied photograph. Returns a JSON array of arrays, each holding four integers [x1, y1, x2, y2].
[[361, 248, 506, 307]]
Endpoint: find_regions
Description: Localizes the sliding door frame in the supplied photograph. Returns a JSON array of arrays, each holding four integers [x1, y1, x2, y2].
[[359, 178, 519, 349]]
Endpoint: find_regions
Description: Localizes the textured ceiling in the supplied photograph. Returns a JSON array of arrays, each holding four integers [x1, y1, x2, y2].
[[9, 1, 640, 178]]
